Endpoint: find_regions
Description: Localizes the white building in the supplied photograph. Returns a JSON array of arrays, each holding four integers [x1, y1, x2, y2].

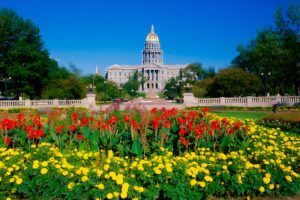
[[105, 25, 188, 92]]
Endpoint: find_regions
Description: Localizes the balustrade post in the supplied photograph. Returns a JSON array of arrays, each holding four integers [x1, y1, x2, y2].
[[220, 97, 225, 106], [246, 96, 253, 107], [53, 99, 59, 106], [25, 99, 30, 107]]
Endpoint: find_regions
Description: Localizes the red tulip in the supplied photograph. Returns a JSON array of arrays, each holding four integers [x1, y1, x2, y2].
[[2, 136, 11, 145]]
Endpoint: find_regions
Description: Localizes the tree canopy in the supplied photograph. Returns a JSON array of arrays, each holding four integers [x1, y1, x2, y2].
[[0, 9, 86, 100], [232, 2, 300, 95]]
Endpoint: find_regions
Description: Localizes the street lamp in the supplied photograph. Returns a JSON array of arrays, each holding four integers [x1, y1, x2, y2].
[[104, 81, 107, 103], [261, 72, 271, 96]]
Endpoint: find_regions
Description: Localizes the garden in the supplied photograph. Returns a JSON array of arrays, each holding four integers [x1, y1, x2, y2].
[[0, 107, 299, 199]]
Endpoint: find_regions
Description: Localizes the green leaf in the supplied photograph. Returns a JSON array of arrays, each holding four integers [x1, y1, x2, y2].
[[79, 141, 87, 151], [131, 138, 143, 157], [89, 131, 99, 145], [81, 126, 91, 138]]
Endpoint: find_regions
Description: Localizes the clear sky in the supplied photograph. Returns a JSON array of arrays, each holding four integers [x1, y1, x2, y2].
[[0, 0, 291, 75]]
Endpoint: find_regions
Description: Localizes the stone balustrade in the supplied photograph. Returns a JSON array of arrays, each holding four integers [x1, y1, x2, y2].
[[183, 93, 300, 107]]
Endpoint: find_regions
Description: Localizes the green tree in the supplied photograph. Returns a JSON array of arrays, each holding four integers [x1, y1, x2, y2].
[[209, 68, 263, 97], [0, 9, 57, 99], [163, 77, 181, 99], [232, 2, 300, 95], [182, 63, 203, 83], [123, 71, 140, 97], [192, 77, 215, 98]]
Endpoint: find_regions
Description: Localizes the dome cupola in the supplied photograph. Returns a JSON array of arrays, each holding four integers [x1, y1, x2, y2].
[[146, 24, 159, 42]]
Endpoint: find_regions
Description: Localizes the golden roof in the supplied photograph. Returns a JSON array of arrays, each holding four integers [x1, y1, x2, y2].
[[146, 24, 159, 42]]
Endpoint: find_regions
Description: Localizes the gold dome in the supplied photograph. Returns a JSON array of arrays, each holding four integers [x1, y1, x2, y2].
[[146, 24, 159, 42]]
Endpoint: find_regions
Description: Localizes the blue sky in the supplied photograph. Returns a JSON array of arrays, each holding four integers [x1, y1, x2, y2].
[[0, 0, 291, 75]]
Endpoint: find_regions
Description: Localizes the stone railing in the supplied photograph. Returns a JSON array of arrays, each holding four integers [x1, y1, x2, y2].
[[183, 93, 300, 107], [0, 93, 96, 109]]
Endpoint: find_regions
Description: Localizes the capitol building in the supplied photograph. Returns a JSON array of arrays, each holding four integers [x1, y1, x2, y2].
[[105, 25, 187, 93]]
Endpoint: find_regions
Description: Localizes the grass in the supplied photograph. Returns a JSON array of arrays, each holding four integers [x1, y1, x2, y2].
[[212, 110, 269, 120]]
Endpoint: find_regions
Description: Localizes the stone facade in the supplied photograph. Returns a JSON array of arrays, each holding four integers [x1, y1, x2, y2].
[[105, 25, 187, 92]]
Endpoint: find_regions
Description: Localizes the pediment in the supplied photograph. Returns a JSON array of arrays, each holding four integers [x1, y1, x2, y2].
[[142, 63, 165, 69]]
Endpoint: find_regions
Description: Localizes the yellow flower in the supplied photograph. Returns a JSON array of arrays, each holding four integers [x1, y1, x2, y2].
[[204, 175, 213, 182], [16, 178, 23, 185], [62, 171, 68, 176], [81, 175, 88, 182], [41, 161, 48, 167], [67, 182, 75, 190], [138, 187, 144, 193], [104, 164, 109, 171], [285, 175, 292, 182], [259, 186, 265, 193], [106, 193, 113, 199], [113, 192, 120, 197], [120, 192, 128, 199], [122, 182, 130, 191], [41, 168, 48, 175], [9, 178, 15, 183], [96, 183, 105, 190], [198, 181, 206, 187], [269, 184, 274, 190], [265, 173, 271, 178], [222, 165, 227, 170], [263, 177, 270, 184], [190, 179, 197, 186], [32, 163, 39, 169], [6, 198, 12, 200]]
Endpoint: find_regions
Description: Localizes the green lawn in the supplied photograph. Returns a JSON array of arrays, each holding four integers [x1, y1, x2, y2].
[[212, 111, 269, 120]]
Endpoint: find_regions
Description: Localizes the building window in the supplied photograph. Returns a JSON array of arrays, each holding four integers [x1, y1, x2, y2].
[[156, 83, 158, 89], [147, 83, 149, 89]]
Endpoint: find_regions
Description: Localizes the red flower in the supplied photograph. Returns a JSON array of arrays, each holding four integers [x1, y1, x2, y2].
[[227, 127, 234, 135], [187, 121, 194, 131], [17, 113, 25, 120], [109, 116, 118, 124], [101, 123, 109, 130], [211, 120, 220, 130], [151, 108, 158, 114], [77, 134, 84, 140], [123, 114, 130, 122], [56, 125, 64, 134], [201, 107, 209, 113], [72, 113, 78, 123], [81, 117, 89, 126], [69, 124, 76, 132], [164, 120, 172, 129], [177, 117, 186, 125], [195, 125, 204, 136], [36, 129, 45, 137], [179, 128, 187, 136], [221, 118, 230, 126], [2, 136, 11, 145], [244, 125, 249, 131], [97, 120, 102, 127], [1, 119, 14, 130], [152, 119, 160, 130], [130, 120, 137, 128], [180, 137, 189, 145]]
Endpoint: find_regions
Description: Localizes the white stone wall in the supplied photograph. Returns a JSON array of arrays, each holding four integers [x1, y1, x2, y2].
[[106, 64, 186, 92]]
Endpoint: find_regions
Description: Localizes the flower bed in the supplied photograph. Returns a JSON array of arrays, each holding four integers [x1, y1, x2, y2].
[[258, 112, 300, 134], [0, 108, 300, 199]]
